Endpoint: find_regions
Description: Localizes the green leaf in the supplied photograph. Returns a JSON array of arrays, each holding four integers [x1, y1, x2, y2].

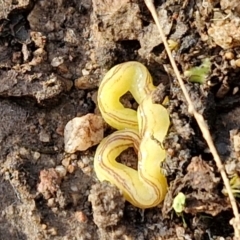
[[184, 58, 211, 84], [172, 192, 186, 214]]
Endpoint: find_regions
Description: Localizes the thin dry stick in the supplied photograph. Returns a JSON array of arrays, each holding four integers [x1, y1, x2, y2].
[[144, 0, 240, 237]]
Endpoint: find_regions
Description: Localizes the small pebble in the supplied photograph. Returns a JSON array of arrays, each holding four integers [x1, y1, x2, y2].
[[75, 211, 88, 223], [52, 207, 58, 213], [230, 59, 236, 68], [224, 51, 235, 60], [51, 56, 64, 67], [70, 154, 78, 160], [19, 147, 29, 156], [47, 198, 55, 207], [82, 166, 92, 175], [67, 164, 75, 173], [235, 59, 240, 67], [82, 68, 90, 76], [39, 130, 50, 142], [78, 161, 85, 169], [33, 151, 41, 160], [62, 157, 71, 168], [55, 165, 67, 178], [233, 86, 239, 95], [41, 224, 47, 230], [82, 156, 91, 165], [64, 114, 104, 153], [70, 185, 78, 192]]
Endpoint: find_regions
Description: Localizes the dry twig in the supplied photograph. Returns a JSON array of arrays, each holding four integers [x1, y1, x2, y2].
[[144, 0, 240, 237]]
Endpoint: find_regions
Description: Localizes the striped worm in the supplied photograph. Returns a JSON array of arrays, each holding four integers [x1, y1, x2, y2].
[[97, 61, 155, 130], [94, 61, 170, 208]]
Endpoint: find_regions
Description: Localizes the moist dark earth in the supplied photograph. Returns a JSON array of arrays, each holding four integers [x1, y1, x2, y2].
[[1, 0, 240, 239]]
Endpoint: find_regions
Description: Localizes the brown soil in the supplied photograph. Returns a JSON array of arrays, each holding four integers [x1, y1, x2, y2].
[[1, 0, 240, 239]]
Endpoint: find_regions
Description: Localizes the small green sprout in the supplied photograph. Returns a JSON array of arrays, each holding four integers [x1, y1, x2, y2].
[[168, 39, 179, 51], [184, 58, 211, 84], [223, 174, 240, 198], [172, 192, 186, 213], [172, 192, 187, 227]]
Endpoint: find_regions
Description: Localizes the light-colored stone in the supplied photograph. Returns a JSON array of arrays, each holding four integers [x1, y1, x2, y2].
[[39, 129, 50, 142], [32, 151, 41, 160], [64, 114, 104, 153], [55, 165, 67, 178], [51, 56, 64, 67]]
